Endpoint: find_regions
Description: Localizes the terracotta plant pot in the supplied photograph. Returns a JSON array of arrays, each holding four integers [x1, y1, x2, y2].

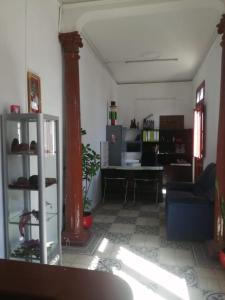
[[83, 212, 93, 229], [219, 248, 225, 268]]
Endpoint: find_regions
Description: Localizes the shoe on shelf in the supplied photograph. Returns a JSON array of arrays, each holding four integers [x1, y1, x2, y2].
[[30, 141, 37, 153], [11, 138, 19, 152]]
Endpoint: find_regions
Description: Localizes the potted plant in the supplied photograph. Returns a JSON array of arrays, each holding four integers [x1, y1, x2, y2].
[[81, 129, 100, 229], [216, 179, 225, 267]]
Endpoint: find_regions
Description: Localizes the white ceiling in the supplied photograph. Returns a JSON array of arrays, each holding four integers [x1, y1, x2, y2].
[[61, 0, 225, 84]]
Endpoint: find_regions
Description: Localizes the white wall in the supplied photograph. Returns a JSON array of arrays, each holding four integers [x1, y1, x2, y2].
[[79, 38, 117, 208], [118, 82, 193, 129], [0, 0, 62, 258], [193, 36, 222, 167], [27, 0, 62, 116]]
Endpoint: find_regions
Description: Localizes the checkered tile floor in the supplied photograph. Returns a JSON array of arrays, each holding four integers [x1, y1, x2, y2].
[[63, 201, 225, 300]]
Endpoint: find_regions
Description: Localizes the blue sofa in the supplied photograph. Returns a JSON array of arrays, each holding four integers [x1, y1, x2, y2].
[[166, 163, 216, 241]]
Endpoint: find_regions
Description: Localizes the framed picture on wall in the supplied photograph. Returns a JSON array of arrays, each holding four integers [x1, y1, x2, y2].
[[27, 72, 42, 113]]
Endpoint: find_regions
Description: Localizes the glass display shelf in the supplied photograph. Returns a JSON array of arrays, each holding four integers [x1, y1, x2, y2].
[[8, 212, 57, 226], [10, 241, 60, 264], [2, 113, 61, 265], [8, 151, 57, 156], [8, 179, 57, 190]]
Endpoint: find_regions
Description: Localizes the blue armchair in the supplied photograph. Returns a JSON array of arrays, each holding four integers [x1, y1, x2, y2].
[[166, 163, 216, 241]]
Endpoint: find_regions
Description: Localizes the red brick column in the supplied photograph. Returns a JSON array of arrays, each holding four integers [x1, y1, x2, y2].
[[59, 32, 90, 245]]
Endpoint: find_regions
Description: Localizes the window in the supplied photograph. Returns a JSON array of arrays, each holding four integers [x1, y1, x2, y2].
[[193, 102, 204, 159], [194, 81, 205, 159], [193, 81, 205, 179], [196, 81, 205, 104]]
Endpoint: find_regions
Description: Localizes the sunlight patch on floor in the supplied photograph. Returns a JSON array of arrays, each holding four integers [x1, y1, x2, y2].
[[98, 238, 109, 253], [88, 255, 100, 270], [113, 269, 167, 300], [117, 247, 189, 300]]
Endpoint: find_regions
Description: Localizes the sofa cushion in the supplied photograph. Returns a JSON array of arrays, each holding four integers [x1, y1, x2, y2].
[[165, 163, 215, 241], [167, 190, 207, 204], [167, 190, 194, 200], [193, 163, 216, 201], [166, 182, 195, 192], [193, 163, 216, 200]]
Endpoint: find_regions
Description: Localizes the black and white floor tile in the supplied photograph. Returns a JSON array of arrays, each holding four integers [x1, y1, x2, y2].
[[63, 201, 225, 300]]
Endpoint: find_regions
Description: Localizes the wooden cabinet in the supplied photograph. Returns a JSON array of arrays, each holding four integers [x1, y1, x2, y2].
[[163, 164, 192, 185], [141, 129, 192, 167], [142, 128, 193, 183]]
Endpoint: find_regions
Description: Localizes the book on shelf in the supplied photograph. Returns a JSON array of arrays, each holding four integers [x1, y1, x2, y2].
[[143, 130, 159, 142]]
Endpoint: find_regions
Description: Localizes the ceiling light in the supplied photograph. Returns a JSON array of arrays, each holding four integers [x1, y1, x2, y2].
[[105, 58, 178, 64], [125, 58, 178, 63]]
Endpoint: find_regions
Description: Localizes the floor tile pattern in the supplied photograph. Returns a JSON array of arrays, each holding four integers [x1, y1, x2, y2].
[[63, 201, 225, 300]]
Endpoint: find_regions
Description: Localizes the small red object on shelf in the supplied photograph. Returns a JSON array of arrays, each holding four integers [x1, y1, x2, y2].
[[10, 105, 20, 113]]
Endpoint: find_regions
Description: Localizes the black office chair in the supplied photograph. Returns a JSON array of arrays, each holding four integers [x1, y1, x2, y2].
[[102, 177, 128, 204], [133, 177, 159, 204]]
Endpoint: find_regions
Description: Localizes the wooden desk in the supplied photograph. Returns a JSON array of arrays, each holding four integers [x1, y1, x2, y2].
[[0, 259, 132, 300], [101, 166, 164, 202]]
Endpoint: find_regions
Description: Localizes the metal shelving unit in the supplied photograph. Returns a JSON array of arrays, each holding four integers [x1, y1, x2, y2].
[[2, 113, 61, 265]]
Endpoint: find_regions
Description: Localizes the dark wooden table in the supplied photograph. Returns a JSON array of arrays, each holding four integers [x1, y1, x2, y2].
[[0, 259, 133, 300]]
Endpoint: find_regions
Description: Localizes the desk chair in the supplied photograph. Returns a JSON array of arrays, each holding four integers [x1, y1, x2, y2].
[[133, 178, 159, 204], [103, 177, 128, 204]]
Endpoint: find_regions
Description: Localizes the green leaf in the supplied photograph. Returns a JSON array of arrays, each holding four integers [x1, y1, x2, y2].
[[81, 128, 100, 211]]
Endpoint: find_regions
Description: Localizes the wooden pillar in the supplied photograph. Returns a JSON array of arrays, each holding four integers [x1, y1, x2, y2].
[[215, 15, 225, 242], [59, 32, 90, 245]]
